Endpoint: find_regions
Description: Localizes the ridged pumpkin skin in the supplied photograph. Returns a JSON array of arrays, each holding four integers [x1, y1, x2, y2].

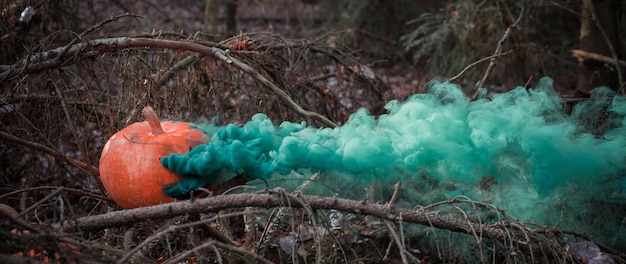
[[99, 107, 208, 209]]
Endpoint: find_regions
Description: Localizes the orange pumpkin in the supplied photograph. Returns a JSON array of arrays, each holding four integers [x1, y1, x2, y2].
[[99, 106, 208, 209]]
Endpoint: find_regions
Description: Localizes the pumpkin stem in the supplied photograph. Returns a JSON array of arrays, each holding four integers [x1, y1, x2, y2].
[[141, 106, 165, 136]]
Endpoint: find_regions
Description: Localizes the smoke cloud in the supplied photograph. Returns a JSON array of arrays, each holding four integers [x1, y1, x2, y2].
[[161, 77, 626, 245]]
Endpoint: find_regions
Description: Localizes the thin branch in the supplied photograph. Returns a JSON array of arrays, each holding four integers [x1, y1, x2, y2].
[[211, 47, 337, 127], [0, 94, 107, 106], [0, 204, 42, 234], [51, 80, 80, 163], [586, 0, 623, 94], [117, 211, 246, 264], [532, 226, 625, 259], [19, 187, 64, 217], [164, 240, 274, 264], [549, 0, 581, 16], [473, 7, 524, 99], [0, 37, 337, 127], [449, 49, 513, 82], [121, 53, 203, 126], [256, 173, 321, 255], [0, 186, 110, 201], [387, 181, 402, 209], [0, 131, 99, 174], [55, 13, 141, 62], [571, 49, 626, 68], [383, 219, 409, 264]]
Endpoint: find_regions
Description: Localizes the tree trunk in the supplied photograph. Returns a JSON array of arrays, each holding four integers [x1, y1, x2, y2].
[[226, 0, 238, 35], [576, 0, 621, 94], [203, 0, 220, 32]]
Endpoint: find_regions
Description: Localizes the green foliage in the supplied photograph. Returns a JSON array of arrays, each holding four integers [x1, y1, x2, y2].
[[402, 1, 516, 77], [400, 11, 464, 75], [401, 0, 580, 90], [316, 0, 426, 60]]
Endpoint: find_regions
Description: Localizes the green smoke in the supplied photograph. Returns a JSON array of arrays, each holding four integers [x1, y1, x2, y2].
[[161, 77, 626, 245]]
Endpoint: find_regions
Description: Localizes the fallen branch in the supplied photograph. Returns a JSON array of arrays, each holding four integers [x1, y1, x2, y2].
[[59, 191, 470, 232], [571, 49, 626, 68], [63, 190, 568, 255]]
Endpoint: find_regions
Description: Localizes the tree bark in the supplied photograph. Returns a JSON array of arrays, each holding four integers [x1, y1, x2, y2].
[[576, 0, 621, 94]]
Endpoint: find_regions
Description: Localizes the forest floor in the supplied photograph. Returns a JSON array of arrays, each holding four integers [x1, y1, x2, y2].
[[2, 1, 624, 264]]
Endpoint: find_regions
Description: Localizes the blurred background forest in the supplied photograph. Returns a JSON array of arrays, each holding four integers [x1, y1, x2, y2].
[[1, 0, 625, 263]]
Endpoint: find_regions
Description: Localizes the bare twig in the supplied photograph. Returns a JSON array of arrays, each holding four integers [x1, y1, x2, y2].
[[122, 53, 203, 126], [415, 196, 513, 223], [51, 80, 81, 163], [211, 47, 337, 127], [0, 204, 42, 234], [449, 49, 513, 82], [164, 240, 274, 264], [383, 183, 420, 263], [383, 219, 409, 264], [571, 49, 626, 68], [523, 75, 533, 89], [473, 7, 524, 99], [387, 181, 402, 209], [56, 13, 141, 62], [213, 174, 251, 195], [585, 0, 624, 94], [256, 173, 321, 256], [0, 131, 99, 174], [117, 211, 246, 264], [0, 37, 338, 127], [18, 187, 64, 217], [1, 94, 106, 106], [0, 186, 109, 202], [243, 207, 257, 251]]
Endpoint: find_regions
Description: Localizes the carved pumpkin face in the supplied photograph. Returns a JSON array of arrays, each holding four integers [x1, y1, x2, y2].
[[99, 106, 208, 209]]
